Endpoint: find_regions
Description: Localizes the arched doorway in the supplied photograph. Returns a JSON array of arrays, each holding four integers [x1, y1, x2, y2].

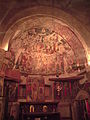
[[74, 90, 90, 120]]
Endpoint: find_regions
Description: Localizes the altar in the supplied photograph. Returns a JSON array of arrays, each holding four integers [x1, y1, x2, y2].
[[19, 101, 60, 120]]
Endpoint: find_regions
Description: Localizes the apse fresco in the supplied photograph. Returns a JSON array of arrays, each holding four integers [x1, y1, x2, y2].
[[8, 16, 86, 75]]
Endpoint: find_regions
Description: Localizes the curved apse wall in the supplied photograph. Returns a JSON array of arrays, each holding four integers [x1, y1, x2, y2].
[[7, 15, 87, 75]]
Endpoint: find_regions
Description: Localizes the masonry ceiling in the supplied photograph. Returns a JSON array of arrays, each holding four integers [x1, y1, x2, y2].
[[0, 0, 90, 48]]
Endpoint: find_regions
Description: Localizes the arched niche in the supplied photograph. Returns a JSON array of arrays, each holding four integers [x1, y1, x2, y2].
[[1, 6, 88, 76], [76, 90, 90, 100]]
